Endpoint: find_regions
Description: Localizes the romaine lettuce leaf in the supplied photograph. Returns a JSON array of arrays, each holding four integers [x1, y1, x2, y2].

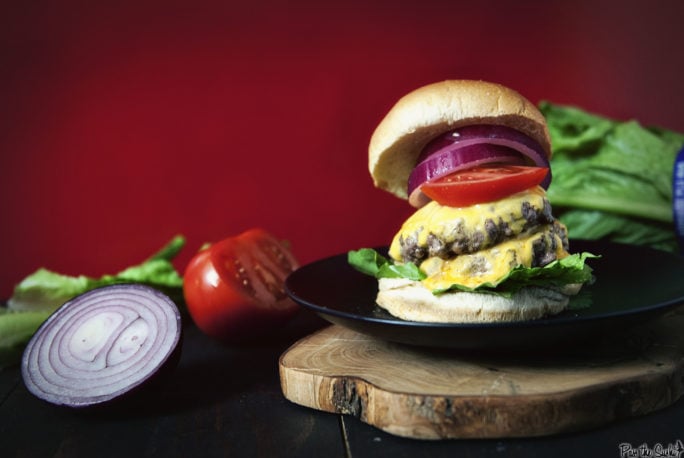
[[7, 235, 186, 312], [433, 252, 597, 297], [347, 248, 426, 281], [0, 309, 51, 370], [6, 269, 100, 313], [348, 248, 597, 298], [556, 209, 678, 253], [540, 102, 684, 252]]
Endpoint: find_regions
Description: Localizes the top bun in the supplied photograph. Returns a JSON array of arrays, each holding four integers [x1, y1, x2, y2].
[[368, 80, 551, 199]]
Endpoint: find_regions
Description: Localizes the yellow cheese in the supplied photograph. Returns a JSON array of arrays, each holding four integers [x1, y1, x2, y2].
[[388, 187, 549, 261], [420, 226, 569, 290]]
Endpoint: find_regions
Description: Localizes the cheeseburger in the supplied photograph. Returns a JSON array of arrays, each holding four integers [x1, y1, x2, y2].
[[349, 80, 595, 323]]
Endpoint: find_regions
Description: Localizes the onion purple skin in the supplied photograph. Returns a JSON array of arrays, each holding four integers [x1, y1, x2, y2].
[[21, 284, 183, 410]]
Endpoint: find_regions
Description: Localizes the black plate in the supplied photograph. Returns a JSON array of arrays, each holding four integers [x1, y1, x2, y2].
[[285, 240, 684, 351]]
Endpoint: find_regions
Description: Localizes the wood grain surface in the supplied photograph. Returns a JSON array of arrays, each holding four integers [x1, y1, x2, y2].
[[279, 307, 684, 440]]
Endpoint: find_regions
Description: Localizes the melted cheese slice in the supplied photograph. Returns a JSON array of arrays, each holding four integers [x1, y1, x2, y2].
[[388, 187, 549, 262], [419, 227, 569, 291]]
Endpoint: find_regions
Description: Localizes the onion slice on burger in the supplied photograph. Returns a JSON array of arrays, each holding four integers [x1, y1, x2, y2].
[[407, 125, 551, 208], [21, 284, 182, 408]]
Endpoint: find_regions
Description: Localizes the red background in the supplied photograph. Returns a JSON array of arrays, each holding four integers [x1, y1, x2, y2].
[[2, 0, 684, 298]]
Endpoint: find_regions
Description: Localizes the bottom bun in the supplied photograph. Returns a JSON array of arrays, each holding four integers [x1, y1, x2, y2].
[[377, 278, 580, 323]]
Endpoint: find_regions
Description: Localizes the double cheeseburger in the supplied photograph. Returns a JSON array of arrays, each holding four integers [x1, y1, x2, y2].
[[351, 80, 595, 323]]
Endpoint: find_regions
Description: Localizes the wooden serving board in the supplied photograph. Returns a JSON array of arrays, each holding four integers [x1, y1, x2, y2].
[[279, 307, 684, 440]]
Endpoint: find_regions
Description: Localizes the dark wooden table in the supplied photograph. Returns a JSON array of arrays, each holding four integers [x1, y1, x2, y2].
[[2, 311, 683, 458]]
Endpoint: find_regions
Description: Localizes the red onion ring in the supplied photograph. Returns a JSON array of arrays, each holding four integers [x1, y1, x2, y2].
[[408, 144, 527, 206], [417, 124, 550, 167], [21, 284, 182, 408], [407, 125, 552, 207]]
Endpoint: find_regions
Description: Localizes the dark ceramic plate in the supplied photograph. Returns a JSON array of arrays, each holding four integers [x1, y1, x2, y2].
[[285, 240, 684, 351]]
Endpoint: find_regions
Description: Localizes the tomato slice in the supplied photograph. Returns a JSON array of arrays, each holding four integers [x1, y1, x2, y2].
[[420, 165, 549, 207], [183, 228, 300, 343]]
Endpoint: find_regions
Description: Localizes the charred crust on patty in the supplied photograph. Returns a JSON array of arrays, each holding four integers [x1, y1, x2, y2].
[[396, 196, 558, 264]]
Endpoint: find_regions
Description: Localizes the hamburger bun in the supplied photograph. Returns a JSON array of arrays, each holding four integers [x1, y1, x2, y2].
[[368, 80, 552, 200], [377, 278, 582, 323]]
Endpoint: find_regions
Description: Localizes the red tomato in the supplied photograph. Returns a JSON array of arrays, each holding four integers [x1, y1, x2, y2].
[[183, 228, 300, 343], [420, 165, 549, 207]]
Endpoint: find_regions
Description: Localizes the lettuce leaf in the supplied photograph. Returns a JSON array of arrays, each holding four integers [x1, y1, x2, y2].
[[433, 252, 597, 297], [540, 102, 684, 252], [555, 209, 678, 253], [1, 236, 187, 368], [0, 309, 51, 370], [348, 248, 597, 298], [6, 269, 100, 313], [7, 235, 186, 313], [347, 248, 426, 281]]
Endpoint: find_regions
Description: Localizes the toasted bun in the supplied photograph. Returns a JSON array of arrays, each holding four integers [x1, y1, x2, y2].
[[376, 278, 579, 323], [369, 80, 552, 199]]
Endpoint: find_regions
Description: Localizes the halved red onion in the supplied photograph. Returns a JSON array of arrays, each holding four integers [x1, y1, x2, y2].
[[21, 284, 182, 408], [408, 125, 551, 207]]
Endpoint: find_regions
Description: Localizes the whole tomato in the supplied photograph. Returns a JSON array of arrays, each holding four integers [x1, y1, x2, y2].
[[183, 228, 300, 343]]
